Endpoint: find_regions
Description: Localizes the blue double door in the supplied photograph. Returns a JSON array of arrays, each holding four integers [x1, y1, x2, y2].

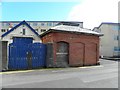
[[8, 37, 46, 70]]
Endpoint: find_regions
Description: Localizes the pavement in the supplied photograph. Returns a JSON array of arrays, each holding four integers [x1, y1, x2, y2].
[[100, 56, 120, 60], [1, 59, 119, 88]]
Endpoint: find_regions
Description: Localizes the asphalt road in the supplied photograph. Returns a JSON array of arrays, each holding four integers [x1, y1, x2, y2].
[[1, 59, 118, 88]]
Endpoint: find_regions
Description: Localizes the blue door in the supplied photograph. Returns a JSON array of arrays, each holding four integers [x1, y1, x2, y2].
[[31, 43, 46, 68], [8, 37, 46, 70], [9, 43, 28, 69]]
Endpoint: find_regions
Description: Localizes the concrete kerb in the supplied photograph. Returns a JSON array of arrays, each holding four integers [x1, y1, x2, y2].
[[0, 68, 68, 74], [100, 57, 120, 61], [0, 65, 103, 75]]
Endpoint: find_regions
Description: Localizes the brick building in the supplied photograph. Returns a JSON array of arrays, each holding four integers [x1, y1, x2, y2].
[[41, 25, 103, 67]]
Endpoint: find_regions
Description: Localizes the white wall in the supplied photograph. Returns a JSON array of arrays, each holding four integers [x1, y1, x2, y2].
[[100, 24, 119, 57], [1, 24, 41, 44]]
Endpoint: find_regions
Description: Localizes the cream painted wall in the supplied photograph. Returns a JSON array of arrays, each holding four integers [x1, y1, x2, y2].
[[1, 25, 41, 44], [100, 24, 119, 57]]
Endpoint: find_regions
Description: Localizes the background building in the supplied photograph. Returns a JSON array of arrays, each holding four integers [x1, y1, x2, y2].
[[0, 21, 46, 70], [0, 21, 83, 36], [41, 25, 102, 67], [93, 23, 120, 57], [1, 21, 41, 43]]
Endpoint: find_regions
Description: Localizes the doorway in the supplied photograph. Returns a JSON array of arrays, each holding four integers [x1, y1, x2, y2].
[[56, 41, 69, 67]]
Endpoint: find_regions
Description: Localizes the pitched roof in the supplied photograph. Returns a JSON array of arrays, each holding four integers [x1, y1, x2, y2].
[[1, 20, 40, 38], [40, 25, 103, 37]]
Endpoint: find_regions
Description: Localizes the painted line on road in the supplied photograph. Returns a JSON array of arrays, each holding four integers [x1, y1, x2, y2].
[[0, 70, 35, 74], [0, 65, 103, 75], [0, 68, 64, 75], [79, 65, 103, 69]]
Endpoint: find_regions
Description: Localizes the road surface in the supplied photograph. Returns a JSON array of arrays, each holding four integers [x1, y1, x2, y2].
[[1, 59, 118, 88]]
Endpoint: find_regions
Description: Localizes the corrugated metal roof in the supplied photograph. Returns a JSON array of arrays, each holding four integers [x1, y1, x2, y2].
[[51, 25, 103, 36]]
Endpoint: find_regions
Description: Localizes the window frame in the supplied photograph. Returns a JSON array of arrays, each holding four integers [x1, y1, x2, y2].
[[23, 28, 26, 35]]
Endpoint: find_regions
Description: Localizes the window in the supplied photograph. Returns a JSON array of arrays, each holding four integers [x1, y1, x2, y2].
[[114, 35, 119, 40], [23, 25, 25, 27], [23, 29, 26, 35], [53, 23, 59, 26], [33, 23, 38, 26], [1, 29, 6, 32], [6, 23, 10, 26], [112, 26, 119, 30], [35, 29, 38, 32], [41, 29, 46, 32], [119, 26, 120, 30], [2, 23, 5, 26], [41, 23, 45, 26], [114, 46, 120, 51], [47, 22, 52, 26], [1, 23, 10, 27]]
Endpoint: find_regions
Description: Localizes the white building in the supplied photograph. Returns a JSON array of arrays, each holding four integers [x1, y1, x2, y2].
[[0, 21, 83, 36], [1, 20, 41, 44], [93, 22, 120, 57]]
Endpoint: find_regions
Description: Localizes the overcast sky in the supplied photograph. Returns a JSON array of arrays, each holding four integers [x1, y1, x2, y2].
[[1, 0, 119, 29]]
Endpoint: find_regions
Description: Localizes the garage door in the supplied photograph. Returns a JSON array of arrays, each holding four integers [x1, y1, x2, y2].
[[56, 42, 69, 67], [8, 37, 46, 70], [70, 43, 84, 66], [84, 43, 97, 65]]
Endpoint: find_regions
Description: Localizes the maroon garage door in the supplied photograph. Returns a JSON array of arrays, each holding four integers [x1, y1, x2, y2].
[[70, 42, 84, 66], [84, 43, 97, 65]]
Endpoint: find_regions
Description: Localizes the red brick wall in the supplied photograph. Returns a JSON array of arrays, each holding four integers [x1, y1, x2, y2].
[[69, 42, 85, 66], [42, 32, 100, 66], [41, 33, 54, 43]]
